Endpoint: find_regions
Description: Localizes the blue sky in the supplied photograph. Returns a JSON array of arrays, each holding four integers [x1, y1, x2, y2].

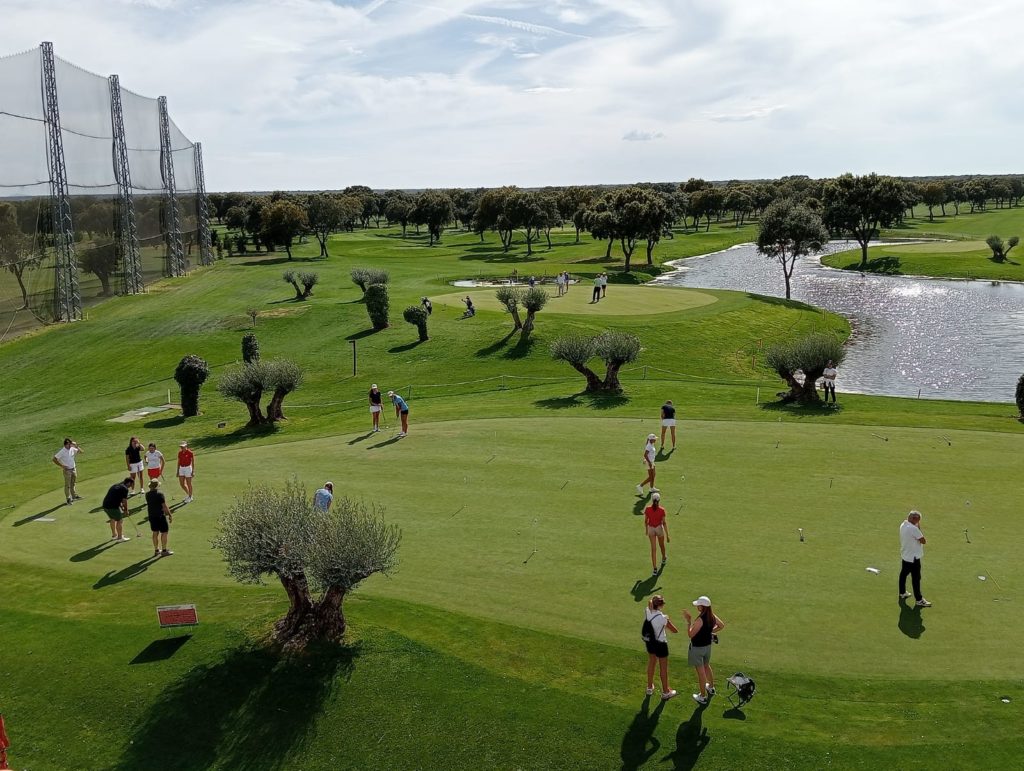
[[2, 0, 1022, 190]]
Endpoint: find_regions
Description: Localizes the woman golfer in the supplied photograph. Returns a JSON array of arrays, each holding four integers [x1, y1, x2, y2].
[[145, 442, 165, 482], [368, 383, 383, 432], [643, 595, 678, 701], [389, 391, 410, 437], [125, 436, 145, 494], [636, 434, 657, 496], [644, 492, 669, 575], [682, 595, 726, 705]]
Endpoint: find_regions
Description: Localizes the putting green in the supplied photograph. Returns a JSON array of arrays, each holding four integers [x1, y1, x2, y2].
[[432, 284, 718, 316], [8, 416, 1021, 680]]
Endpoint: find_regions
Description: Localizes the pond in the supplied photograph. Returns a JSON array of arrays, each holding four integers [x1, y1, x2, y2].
[[656, 242, 1024, 403]]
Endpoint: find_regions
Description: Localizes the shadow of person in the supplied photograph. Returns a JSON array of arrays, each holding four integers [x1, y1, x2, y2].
[[70, 540, 119, 562], [664, 701, 710, 770], [13, 503, 66, 526], [633, 496, 649, 516], [631, 574, 661, 603], [620, 695, 666, 770], [898, 598, 925, 638], [347, 431, 376, 445], [368, 435, 403, 449], [93, 555, 160, 589]]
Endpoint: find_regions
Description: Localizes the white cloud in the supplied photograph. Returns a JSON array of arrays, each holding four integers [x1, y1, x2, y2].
[[2, 1, 1024, 189], [623, 130, 664, 142]]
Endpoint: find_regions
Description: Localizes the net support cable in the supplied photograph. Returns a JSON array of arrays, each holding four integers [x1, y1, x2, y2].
[[158, 95, 186, 277], [41, 42, 82, 322], [194, 142, 213, 266], [108, 74, 143, 294]]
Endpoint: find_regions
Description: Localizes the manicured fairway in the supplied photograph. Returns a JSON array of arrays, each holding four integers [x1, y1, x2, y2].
[[433, 284, 719, 316], [3, 220, 1024, 769]]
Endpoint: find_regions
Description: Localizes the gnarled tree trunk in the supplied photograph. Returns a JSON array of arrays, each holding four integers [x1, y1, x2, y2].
[[273, 571, 314, 641], [267, 388, 290, 421]]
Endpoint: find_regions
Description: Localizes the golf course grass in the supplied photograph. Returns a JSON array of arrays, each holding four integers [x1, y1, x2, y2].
[[821, 205, 1024, 280], [2, 219, 1023, 769]]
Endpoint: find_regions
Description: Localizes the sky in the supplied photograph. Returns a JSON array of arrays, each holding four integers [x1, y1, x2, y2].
[[2, 0, 1023, 191]]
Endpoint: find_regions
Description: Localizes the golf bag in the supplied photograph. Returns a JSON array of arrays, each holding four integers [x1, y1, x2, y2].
[[726, 673, 756, 708]]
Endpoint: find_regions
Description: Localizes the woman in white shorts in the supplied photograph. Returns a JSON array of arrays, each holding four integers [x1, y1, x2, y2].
[[368, 383, 383, 432], [125, 436, 145, 494], [636, 434, 657, 496], [660, 400, 677, 451]]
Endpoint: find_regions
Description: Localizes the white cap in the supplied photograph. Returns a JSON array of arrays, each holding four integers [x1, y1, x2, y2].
[[388, 390, 395, 397], [324, 481, 333, 490], [180, 441, 188, 447], [692, 595, 711, 607], [652, 492, 661, 502], [647, 433, 657, 441], [371, 384, 378, 389]]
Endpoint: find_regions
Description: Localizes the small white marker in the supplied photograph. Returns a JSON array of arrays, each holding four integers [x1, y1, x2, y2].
[[978, 576, 987, 581], [866, 567, 880, 574]]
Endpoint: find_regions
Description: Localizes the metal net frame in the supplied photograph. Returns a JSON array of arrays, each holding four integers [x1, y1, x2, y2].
[[0, 41, 210, 338]]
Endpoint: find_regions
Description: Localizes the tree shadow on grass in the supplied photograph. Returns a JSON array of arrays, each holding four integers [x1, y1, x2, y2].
[[988, 257, 1020, 266], [189, 423, 280, 451], [743, 292, 815, 311], [346, 327, 382, 341], [534, 391, 630, 410], [70, 540, 119, 562], [13, 503, 65, 526], [475, 329, 517, 358], [502, 335, 536, 359], [759, 400, 843, 419], [143, 415, 185, 429], [389, 340, 424, 353], [114, 642, 360, 770], [237, 256, 323, 267], [664, 702, 710, 770], [459, 249, 545, 264], [94, 555, 161, 589], [620, 696, 666, 770], [130, 635, 192, 664]]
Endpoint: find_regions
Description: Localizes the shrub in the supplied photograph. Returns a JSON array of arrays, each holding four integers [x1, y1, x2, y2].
[[764, 332, 846, 403], [299, 271, 319, 297], [233, 234, 248, 254], [551, 330, 640, 393], [218, 358, 304, 426], [365, 283, 390, 330], [520, 286, 549, 340], [174, 354, 210, 417], [1016, 373, 1024, 419], [403, 305, 429, 341], [986, 235, 1019, 262], [241, 332, 260, 363], [495, 286, 524, 330], [350, 267, 389, 295], [283, 269, 303, 300]]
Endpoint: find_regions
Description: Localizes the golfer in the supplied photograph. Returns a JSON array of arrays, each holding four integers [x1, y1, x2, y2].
[[636, 434, 657, 496], [592, 275, 601, 303], [389, 390, 410, 437], [660, 400, 677, 450], [421, 297, 432, 315], [369, 384, 384, 432], [600, 272, 608, 299], [562, 271, 571, 293], [462, 296, 475, 317], [146, 480, 173, 557], [101, 477, 134, 542], [555, 272, 565, 297], [682, 595, 726, 705], [643, 595, 678, 701], [145, 442, 165, 481], [176, 441, 195, 503], [899, 510, 931, 607], [52, 437, 83, 505], [822, 360, 838, 404], [314, 482, 334, 512], [644, 492, 670, 575], [125, 436, 145, 494]]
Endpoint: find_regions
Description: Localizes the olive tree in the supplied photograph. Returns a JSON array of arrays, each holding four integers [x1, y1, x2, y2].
[[1016, 373, 1024, 419], [495, 286, 524, 330], [402, 305, 429, 341], [520, 286, 549, 340], [350, 267, 389, 296], [985, 235, 1019, 262], [212, 481, 401, 649], [217, 358, 304, 426], [764, 333, 846, 404], [551, 330, 641, 393], [174, 354, 210, 418], [757, 199, 829, 300]]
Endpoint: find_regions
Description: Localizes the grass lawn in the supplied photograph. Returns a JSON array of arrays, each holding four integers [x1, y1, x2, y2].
[[820, 205, 1024, 280], [1, 220, 1023, 769]]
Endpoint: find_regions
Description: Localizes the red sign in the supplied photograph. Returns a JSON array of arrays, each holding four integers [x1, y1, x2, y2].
[[157, 604, 198, 627]]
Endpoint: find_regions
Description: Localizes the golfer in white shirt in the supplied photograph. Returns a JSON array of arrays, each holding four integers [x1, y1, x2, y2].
[[636, 434, 657, 496], [899, 510, 931, 607]]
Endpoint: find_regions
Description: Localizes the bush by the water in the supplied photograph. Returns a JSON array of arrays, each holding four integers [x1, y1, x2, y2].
[[765, 332, 846, 403], [1016, 373, 1024, 418]]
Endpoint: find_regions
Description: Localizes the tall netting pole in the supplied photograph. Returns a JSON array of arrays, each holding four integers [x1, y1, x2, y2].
[[194, 142, 213, 266], [41, 41, 81, 322], [109, 75, 143, 294], [158, 95, 186, 277]]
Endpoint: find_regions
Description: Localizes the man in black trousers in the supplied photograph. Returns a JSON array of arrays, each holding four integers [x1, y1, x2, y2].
[[899, 510, 931, 607]]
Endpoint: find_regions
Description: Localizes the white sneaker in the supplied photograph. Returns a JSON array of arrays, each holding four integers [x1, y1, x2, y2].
[[661, 690, 677, 701], [645, 686, 654, 696], [916, 599, 932, 607], [119, 536, 131, 542], [636, 484, 644, 495], [899, 592, 912, 599], [398, 432, 407, 438], [692, 693, 708, 705]]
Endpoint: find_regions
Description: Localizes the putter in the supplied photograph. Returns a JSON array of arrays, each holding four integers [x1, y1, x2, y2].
[[871, 433, 888, 442]]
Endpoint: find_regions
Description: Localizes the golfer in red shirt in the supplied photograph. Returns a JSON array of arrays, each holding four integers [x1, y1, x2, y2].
[[176, 441, 195, 504], [644, 491, 670, 576]]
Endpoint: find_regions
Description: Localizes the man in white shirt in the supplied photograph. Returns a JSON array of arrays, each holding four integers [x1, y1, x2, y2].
[[899, 510, 931, 607], [822, 360, 838, 404], [52, 437, 83, 505]]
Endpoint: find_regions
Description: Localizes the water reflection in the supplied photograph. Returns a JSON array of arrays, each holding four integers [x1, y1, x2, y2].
[[656, 242, 1022, 403]]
